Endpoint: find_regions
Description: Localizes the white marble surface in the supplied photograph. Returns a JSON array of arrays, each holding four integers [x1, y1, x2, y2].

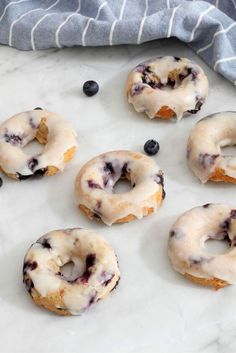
[[1, 38, 236, 353]]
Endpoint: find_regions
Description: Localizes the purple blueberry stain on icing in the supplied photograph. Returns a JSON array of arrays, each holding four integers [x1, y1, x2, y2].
[[23, 278, 34, 294], [23, 260, 38, 275], [28, 158, 38, 172], [188, 99, 203, 114], [169, 229, 185, 240], [100, 271, 115, 286], [87, 179, 102, 189], [135, 64, 148, 73], [104, 162, 115, 175], [92, 200, 102, 220], [153, 173, 165, 200], [230, 210, 236, 219], [121, 162, 129, 177], [4, 130, 24, 146], [199, 153, 219, 169], [111, 276, 120, 292], [130, 83, 146, 97], [87, 292, 97, 308], [29, 117, 39, 130], [153, 174, 164, 186], [188, 256, 211, 266], [78, 254, 96, 284], [41, 238, 51, 249]]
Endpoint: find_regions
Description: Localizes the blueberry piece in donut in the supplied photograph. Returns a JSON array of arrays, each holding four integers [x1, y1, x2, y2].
[[230, 210, 236, 219], [23, 229, 120, 315], [79, 254, 96, 284], [4, 132, 23, 146], [23, 278, 34, 294], [0, 177, 2, 188], [29, 117, 39, 129], [100, 271, 115, 286], [41, 238, 51, 249], [87, 180, 102, 189], [198, 153, 219, 169], [28, 158, 38, 172], [187, 100, 203, 114], [188, 256, 210, 266], [127, 56, 208, 120], [23, 260, 38, 275], [111, 277, 120, 292], [87, 292, 97, 307], [203, 203, 211, 208], [121, 162, 129, 177], [130, 83, 146, 97]]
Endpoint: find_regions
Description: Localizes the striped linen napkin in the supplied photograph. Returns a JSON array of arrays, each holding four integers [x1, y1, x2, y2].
[[0, 0, 235, 84]]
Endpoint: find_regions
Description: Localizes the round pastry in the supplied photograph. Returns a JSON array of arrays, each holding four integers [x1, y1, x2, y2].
[[0, 109, 77, 180], [126, 56, 208, 120], [168, 203, 236, 290], [187, 111, 236, 183], [23, 228, 120, 316], [75, 150, 165, 226]]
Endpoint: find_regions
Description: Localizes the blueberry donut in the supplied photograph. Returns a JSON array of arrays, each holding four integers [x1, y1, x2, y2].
[[75, 150, 165, 226], [23, 228, 120, 316], [168, 204, 236, 290], [187, 112, 236, 183], [126, 56, 208, 120], [0, 109, 77, 180]]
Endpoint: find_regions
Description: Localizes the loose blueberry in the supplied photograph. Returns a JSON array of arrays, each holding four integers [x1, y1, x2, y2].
[[0, 177, 2, 188], [144, 139, 160, 156], [83, 80, 99, 97], [34, 107, 43, 110]]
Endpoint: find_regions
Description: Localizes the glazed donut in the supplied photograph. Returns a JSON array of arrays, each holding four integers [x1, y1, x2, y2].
[[187, 111, 236, 183], [126, 56, 208, 120], [75, 150, 165, 226], [168, 204, 236, 290], [23, 228, 120, 316], [0, 109, 77, 180]]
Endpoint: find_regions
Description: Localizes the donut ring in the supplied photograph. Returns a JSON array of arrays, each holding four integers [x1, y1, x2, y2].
[[187, 111, 236, 183], [75, 150, 165, 226], [126, 56, 208, 121], [0, 109, 77, 180], [168, 204, 236, 290], [23, 228, 120, 316]]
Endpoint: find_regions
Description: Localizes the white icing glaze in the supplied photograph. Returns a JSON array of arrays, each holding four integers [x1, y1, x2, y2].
[[23, 228, 120, 315], [75, 150, 164, 225], [126, 56, 208, 120], [187, 111, 236, 183], [168, 204, 236, 284], [0, 110, 78, 177]]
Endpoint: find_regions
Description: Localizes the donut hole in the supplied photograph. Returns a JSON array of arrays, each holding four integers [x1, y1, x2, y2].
[[205, 238, 231, 255], [23, 139, 44, 155], [220, 145, 236, 157], [113, 178, 133, 194], [141, 66, 195, 91], [60, 259, 84, 282]]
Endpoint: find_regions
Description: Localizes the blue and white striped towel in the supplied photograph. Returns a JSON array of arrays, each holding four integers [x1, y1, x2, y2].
[[0, 0, 236, 84]]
